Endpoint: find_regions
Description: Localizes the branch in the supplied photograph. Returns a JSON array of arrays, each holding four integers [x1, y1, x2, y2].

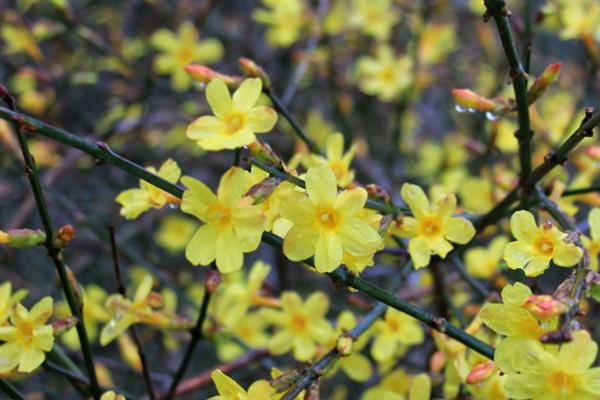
[[0, 379, 25, 400], [109, 227, 157, 400], [484, 0, 532, 182], [0, 88, 100, 398]]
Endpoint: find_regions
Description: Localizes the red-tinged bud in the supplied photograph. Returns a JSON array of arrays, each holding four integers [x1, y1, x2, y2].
[[584, 145, 600, 160], [365, 184, 391, 205], [184, 64, 242, 87], [452, 88, 496, 111], [52, 316, 79, 335], [239, 57, 271, 89], [246, 177, 283, 204], [522, 295, 566, 319], [430, 350, 446, 372], [205, 268, 221, 293], [248, 141, 285, 169], [542, 220, 553, 230], [65, 266, 83, 308], [53, 224, 75, 248], [146, 292, 163, 308], [465, 361, 496, 384], [528, 62, 561, 104]]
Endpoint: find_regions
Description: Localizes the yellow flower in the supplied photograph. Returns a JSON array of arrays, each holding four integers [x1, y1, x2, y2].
[[396, 183, 475, 269], [217, 312, 269, 362], [262, 291, 333, 361], [503, 330, 600, 400], [100, 390, 126, 400], [583, 208, 600, 270], [0, 282, 28, 325], [479, 283, 554, 374], [151, 21, 223, 91], [181, 167, 266, 273], [252, 0, 306, 47], [464, 236, 508, 279], [355, 45, 412, 102], [349, 0, 400, 40], [187, 78, 278, 151], [55, 284, 109, 349], [154, 215, 198, 253], [116, 159, 181, 219], [100, 275, 169, 345], [370, 308, 424, 363], [209, 369, 271, 400], [302, 133, 357, 187], [0, 297, 54, 373], [360, 368, 411, 400], [280, 164, 382, 272], [503, 210, 583, 277]]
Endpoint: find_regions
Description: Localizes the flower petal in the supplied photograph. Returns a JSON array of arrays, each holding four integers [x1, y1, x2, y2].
[[210, 369, 245, 396], [18, 348, 45, 372], [217, 167, 253, 206], [283, 225, 318, 261], [408, 237, 431, 268], [216, 228, 243, 273], [187, 116, 223, 140], [245, 106, 277, 133], [553, 242, 583, 267], [334, 188, 367, 217], [185, 224, 218, 266], [443, 217, 475, 244], [181, 176, 218, 221], [510, 210, 539, 241], [338, 218, 382, 256], [306, 164, 337, 205], [503, 241, 535, 270], [314, 233, 343, 272], [401, 183, 430, 218], [232, 78, 262, 113], [523, 255, 551, 277], [206, 78, 232, 118]]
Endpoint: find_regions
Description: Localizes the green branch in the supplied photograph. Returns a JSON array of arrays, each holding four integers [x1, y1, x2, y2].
[[0, 106, 495, 361], [484, 0, 532, 182]]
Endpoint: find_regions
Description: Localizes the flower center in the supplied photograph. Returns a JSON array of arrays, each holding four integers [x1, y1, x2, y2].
[[317, 209, 339, 230], [549, 371, 575, 396], [224, 113, 245, 135], [380, 66, 396, 83], [209, 203, 232, 228], [176, 48, 193, 64], [290, 313, 308, 333], [418, 217, 442, 238], [535, 236, 554, 256], [387, 317, 400, 333], [18, 322, 34, 347]]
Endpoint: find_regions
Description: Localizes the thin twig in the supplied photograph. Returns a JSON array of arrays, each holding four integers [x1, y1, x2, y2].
[[109, 226, 157, 400], [0, 87, 100, 398], [0, 379, 25, 400], [164, 270, 215, 399]]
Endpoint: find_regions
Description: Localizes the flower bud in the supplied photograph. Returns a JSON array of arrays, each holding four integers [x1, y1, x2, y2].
[[0, 228, 46, 247], [336, 334, 354, 357], [522, 295, 566, 319], [528, 62, 561, 104], [205, 268, 221, 294], [429, 350, 446, 372], [465, 361, 496, 384], [452, 88, 496, 111], [239, 57, 271, 89], [185, 64, 242, 87], [53, 224, 75, 248], [248, 141, 285, 169], [246, 176, 283, 204], [52, 316, 79, 335]]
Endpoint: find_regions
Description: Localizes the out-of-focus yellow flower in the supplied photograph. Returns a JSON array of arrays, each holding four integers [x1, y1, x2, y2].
[[360, 368, 411, 400], [8, 67, 55, 115], [370, 308, 424, 363], [117, 334, 141, 372], [100, 391, 126, 400], [355, 46, 412, 102], [116, 159, 181, 219], [409, 373, 432, 400], [209, 369, 272, 400], [503, 210, 582, 277], [302, 133, 357, 187], [464, 236, 508, 279], [154, 215, 198, 253], [503, 330, 600, 400], [349, 0, 399, 40], [252, 0, 307, 48], [583, 208, 600, 270], [100, 275, 169, 345], [262, 291, 333, 361], [56, 284, 109, 349], [0, 297, 54, 373], [418, 23, 457, 65], [326, 310, 372, 382], [0, 282, 28, 325], [151, 21, 223, 91], [1, 23, 44, 61], [181, 167, 266, 273], [396, 183, 475, 269], [187, 78, 278, 151], [280, 164, 382, 272], [217, 312, 269, 362]]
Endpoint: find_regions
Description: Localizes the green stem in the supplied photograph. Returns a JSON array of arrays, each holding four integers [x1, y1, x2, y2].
[[265, 90, 323, 156], [164, 278, 213, 400], [0, 379, 25, 400], [0, 96, 100, 397], [484, 0, 532, 182], [450, 254, 490, 299], [562, 186, 600, 196]]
